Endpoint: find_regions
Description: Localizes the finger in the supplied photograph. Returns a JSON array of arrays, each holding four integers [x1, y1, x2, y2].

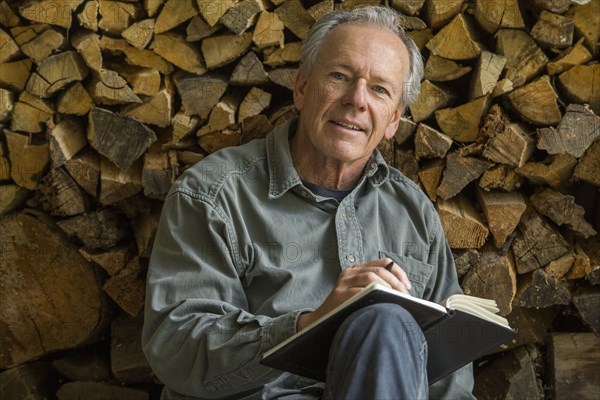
[[386, 262, 412, 293]]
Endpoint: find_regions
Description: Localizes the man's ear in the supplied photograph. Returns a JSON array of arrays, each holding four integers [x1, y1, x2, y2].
[[293, 69, 308, 111], [384, 105, 405, 140]]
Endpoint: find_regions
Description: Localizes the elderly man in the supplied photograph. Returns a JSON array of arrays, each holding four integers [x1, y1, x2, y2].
[[143, 5, 475, 400]]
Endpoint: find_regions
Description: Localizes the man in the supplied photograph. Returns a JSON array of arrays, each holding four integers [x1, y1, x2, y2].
[[143, 5, 476, 399]]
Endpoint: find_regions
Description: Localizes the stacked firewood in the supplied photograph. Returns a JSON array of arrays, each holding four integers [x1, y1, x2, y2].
[[1, 0, 598, 399]]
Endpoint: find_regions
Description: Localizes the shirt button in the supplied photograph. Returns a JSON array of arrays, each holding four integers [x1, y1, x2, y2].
[[339, 211, 346, 218], [347, 254, 356, 263]]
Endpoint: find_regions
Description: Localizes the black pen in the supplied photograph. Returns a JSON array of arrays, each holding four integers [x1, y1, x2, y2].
[[384, 261, 394, 271]]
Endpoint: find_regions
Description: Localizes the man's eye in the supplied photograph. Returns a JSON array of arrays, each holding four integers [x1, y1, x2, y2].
[[332, 72, 345, 80], [373, 86, 387, 95]]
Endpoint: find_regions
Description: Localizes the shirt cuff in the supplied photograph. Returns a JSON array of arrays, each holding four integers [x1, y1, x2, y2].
[[261, 308, 314, 352]]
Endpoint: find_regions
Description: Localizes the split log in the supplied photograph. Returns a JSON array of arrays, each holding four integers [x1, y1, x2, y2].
[[173, 71, 228, 119], [547, 38, 593, 75], [0, 0, 20, 27], [507, 75, 561, 126], [5, 130, 49, 190], [48, 108, 88, 162], [414, 123, 452, 160], [122, 19, 154, 49], [10, 24, 65, 64], [426, 13, 482, 60], [566, 0, 600, 56], [492, 78, 514, 98], [0, 361, 57, 400], [154, 0, 197, 34], [534, 0, 571, 13], [142, 151, 176, 200], [408, 28, 433, 50], [436, 194, 489, 249], [572, 287, 600, 336], [545, 253, 575, 280], [131, 203, 161, 258], [461, 245, 517, 315], [123, 84, 174, 127], [97, 0, 143, 35], [80, 245, 134, 277], [507, 307, 556, 347], [0, 58, 32, 91], [26, 51, 89, 97], [198, 128, 241, 154], [516, 153, 577, 189], [423, 54, 471, 82], [87, 107, 157, 171], [497, 29, 548, 88], [71, 30, 102, 72], [99, 36, 174, 74], [408, 79, 455, 123], [514, 268, 571, 307], [269, 68, 297, 91], [111, 312, 155, 384], [390, 0, 425, 15], [110, 65, 161, 97], [103, 257, 147, 317], [394, 117, 418, 146], [230, 51, 269, 86], [530, 10, 574, 49], [549, 333, 600, 400], [201, 32, 253, 69], [417, 159, 444, 202], [151, 32, 207, 75], [423, 0, 464, 29], [241, 115, 273, 145], [306, 0, 333, 21], [274, 0, 315, 39], [219, 0, 263, 35], [252, 11, 285, 49], [481, 104, 535, 167], [51, 343, 111, 382], [394, 149, 419, 184], [435, 95, 490, 142], [10, 91, 54, 133], [471, 51, 506, 99], [197, 0, 235, 27], [78, 0, 99, 31], [0, 88, 13, 122], [531, 188, 597, 238], [557, 64, 600, 114], [171, 112, 200, 143], [473, 0, 524, 34], [239, 87, 272, 123], [573, 139, 600, 186], [0, 184, 30, 215], [452, 248, 479, 278], [477, 189, 526, 248], [186, 15, 221, 42], [263, 42, 301, 67], [56, 381, 149, 400], [511, 208, 570, 274], [0, 212, 105, 369], [198, 93, 241, 136], [88, 69, 142, 105], [34, 167, 88, 216], [436, 153, 492, 200], [565, 242, 593, 280], [64, 151, 100, 197], [18, 0, 82, 28], [98, 157, 143, 205], [57, 207, 130, 249]]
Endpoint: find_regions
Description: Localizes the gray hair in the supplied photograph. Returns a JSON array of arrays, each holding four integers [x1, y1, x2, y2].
[[300, 6, 424, 105]]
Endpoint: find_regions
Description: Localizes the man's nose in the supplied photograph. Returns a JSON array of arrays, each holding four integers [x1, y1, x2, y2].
[[341, 79, 367, 111]]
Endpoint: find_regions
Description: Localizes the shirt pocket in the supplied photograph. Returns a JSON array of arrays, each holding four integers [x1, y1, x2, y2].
[[378, 251, 434, 298]]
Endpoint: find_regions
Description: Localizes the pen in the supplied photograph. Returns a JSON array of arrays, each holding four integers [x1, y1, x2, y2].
[[384, 261, 394, 271]]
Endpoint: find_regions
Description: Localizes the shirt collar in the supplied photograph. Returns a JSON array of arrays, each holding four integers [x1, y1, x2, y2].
[[266, 118, 391, 199]]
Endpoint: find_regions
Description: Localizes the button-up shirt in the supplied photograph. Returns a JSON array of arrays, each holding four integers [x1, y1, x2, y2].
[[142, 119, 476, 399]]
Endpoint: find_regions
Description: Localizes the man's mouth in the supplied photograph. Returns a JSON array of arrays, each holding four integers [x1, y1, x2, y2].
[[332, 120, 364, 132]]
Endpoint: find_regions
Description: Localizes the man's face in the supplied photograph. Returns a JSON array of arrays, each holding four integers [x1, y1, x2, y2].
[[293, 23, 410, 166]]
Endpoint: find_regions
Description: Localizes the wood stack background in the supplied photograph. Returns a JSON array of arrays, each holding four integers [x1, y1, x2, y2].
[[0, 0, 599, 398]]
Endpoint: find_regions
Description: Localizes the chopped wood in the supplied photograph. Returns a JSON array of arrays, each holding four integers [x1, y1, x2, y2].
[[88, 69, 142, 105], [507, 75, 561, 126], [0, 184, 30, 215], [426, 13, 482, 60], [171, 112, 200, 143], [497, 29, 548, 88], [142, 151, 175, 200], [545, 253, 575, 280], [123, 85, 174, 127], [99, 157, 143, 205], [566, 0, 600, 57], [131, 201, 162, 257], [394, 117, 417, 146], [547, 38, 593, 75], [478, 189, 526, 248], [471, 51, 506, 99], [517, 153, 577, 189], [0, 88, 13, 122], [48, 117, 87, 168], [550, 333, 600, 400], [64, 151, 100, 197], [274, 0, 315, 40], [573, 139, 600, 186], [474, 346, 543, 400], [397, 15, 428, 31], [481, 104, 535, 167], [98, 0, 142, 34], [263, 42, 302, 67], [423, 54, 471, 82], [241, 114, 272, 145], [573, 287, 600, 336], [436, 194, 490, 249], [71, 30, 102, 72], [512, 208, 570, 274], [557, 64, 600, 114], [5, 130, 49, 189], [80, 245, 134, 277], [252, 11, 284, 49], [0, 1, 20, 27], [414, 123, 452, 160], [473, 0, 524, 34], [306, 0, 333, 20], [154, 0, 197, 34], [202, 32, 253, 69], [18, 0, 82, 28], [336, 0, 380, 10], [453, 248, 479, 278], [27, 51, 89, 98], [197, 0, 236, 27], [99, 36, 175, 74], [219, 0, 263, 35], [531, 10, 574, 49], [537, 104, 600, 158], [437, 153, 492, 200], [269, 68, 297, 91], [423, 0, 465, 29], [10, 91, 54, 133], [144, 0, 164, 17], [0, 58, 32, 91], [111, 65, 161, 97], [58, 207, 130, 249], [34, 167, 88, 216], [56, 82, 94, 116], [408, 79, 455, 122], [110, 312, 154, 383], [0, 142, 10, 180], [122, 19, 154, 49], [532, 188, 596, 239], [507, 307, 557, 346], [417, 159, 444, 202], [492, 78, 513, 98], [104, 257, 146, 317], [239, 87, 271, 123], [57, 381, 149, 400], [151, 32, 207, 75], [435, 95, 491, 142], [394, 151, 419, 183], [88, 107, 157, 171], [377, 135, 395, 166], [565, 242, 593, 280], [186, 15, 221, 42], [0, 361, 56, 400], [534, 0, 571, 13], [407, 28, 433, 50], [198, 128, 241, 154], [514, 268, 571, 307], [173, 71, 228, 119], [230, 51, 269, 85], [77, 0, 99, 31], [0, 212, 104, 369], [10, 24, 65, 64], [389, 0, 424, 16]]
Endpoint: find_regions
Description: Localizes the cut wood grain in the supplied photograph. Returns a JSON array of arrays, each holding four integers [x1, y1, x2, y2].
[[35, 167, 88, 217], [517, 153, 577, 189], [426, 13, 482, 61], [473, 0, 524, 34], [18, 0, 82, 28], [10, 24, 65, 63], [435, 95, 490, 142], [0, 88, 13, 123], [547, 38, 593, 76], [56, 82, 94, 116], [573, 139, 600, 186], [414, 123, 452, 160], [436, 194, 490, 249], [71, 30, 102, 72], [48, 117, 87, 168], [0, 58, 32, 91], [478, 189, 526, 248], [408, 79, 455, 123], [572, 287, 600, 336], [58, 207, 130, 249], [239, 87, 271, 123], [64, 151, 100, 197], [197, 0, 235, 27], [103, 257, 147, 317], [5, 130, 49, 190], [219, 0, 263, 35], [437, 153, 492, 200], [98, 0, 142, 35], [98, 157, 143, 205], [423, 0, 464, 29], [418, 159, 444, 202], [252, 11, 284, 49], [80, 245, 134, 277], [78, 0, 98, 31], [151, 32, 207, 75], [424, 54, 471, 82], [507, 75, 561, 126], [497, 29, 548, 88], [269, 68, 297, 91], [27, 50, 89, 98], [173, 71, 228, 119], [201, 32, 253, 70], [263, 42, 301, 67], [530, 10, 574, 49], [122, 19, 154, 49], [557, 64, 600, 114], [0, 184, 30, 215], [88, 69, 142, 105], [0, 0, 20, 27], [566, 0, 600, 56], [514, 268, 571, 307], [274, 0, 315, 39], [198, 93, 240, 136], [186, 15, 221, 42], [471, 51, 506, 99], [154, 0, 197, 34], [230, 51, 269, 85], [10, 91, 54, 133]]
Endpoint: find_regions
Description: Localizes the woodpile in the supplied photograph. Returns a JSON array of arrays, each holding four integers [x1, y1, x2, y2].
[[0, 0, 598, 398]]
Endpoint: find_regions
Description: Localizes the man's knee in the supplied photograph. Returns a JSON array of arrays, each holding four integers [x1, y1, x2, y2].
[[339, 303, 424, 342]]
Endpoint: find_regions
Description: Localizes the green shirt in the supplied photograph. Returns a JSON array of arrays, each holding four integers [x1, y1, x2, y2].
[[142, 119, 476, 399]]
